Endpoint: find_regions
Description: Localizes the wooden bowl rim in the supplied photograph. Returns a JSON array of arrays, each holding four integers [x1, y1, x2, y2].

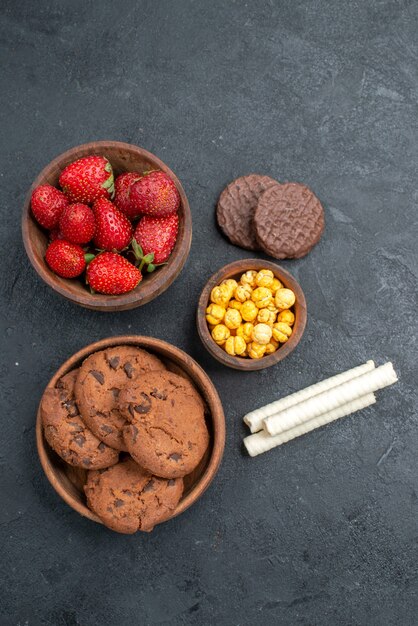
[[36, 335, 226, 528], [196, 259, 307, 371], [22, 141, 192, 311]]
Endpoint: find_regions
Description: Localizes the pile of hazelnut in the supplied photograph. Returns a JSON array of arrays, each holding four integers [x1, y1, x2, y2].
[[205, 269, 296, 359]]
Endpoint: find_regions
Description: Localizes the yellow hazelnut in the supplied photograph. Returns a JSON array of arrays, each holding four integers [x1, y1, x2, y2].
[[240, 300, 258, 322], [240, 270, 257, 288], [266, 302, 279, 314], [224, 335, 247, 356], [257, 308, 276, 326], [277, 309, 295, 326], [210, 284, 231, 307], [271, 277, 283, 293], [224, 308, 242, 330], [211, 324, 230, 345], [251, 287, 273, 309], [265, 339, 280, 354], [247, 342, 267, 359], [272, 322, 293, 343], [255, 269, 274, 289], [236, 322, 254, 343], [275, 288, 296, 310], [206, 303, 225, 325], [251, 323, 273, 345], [221, 278, 238, 297], [228, 299, 242, 311], [234, 284, 252, 303]]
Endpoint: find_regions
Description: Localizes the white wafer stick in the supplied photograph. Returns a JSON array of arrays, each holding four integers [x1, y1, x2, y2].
[[244, 394, 376, 457], [264, 362, 397, 436], [243, 360, 375, 433]]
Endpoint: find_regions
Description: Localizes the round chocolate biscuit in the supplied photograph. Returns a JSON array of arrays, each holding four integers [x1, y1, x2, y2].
[[216, 174, 280, 250], [119, 370, 209, 479], [75, 346, 166, 451], [41, 370, 119, 470], [254, 183, 325, 259], [84, 458, 183, 534]]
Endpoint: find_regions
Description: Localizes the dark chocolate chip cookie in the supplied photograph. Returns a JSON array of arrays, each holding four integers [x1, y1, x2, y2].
[[41, 369, 119, 469], [75, 346, 166, 451], [84, 457, 183, 533], [119, 370, 209, 479]]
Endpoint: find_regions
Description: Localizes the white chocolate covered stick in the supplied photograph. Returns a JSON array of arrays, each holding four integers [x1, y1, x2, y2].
[[244, 394, 376, 457], [243, 360, 375, 433], [264, 362, 397, 436]]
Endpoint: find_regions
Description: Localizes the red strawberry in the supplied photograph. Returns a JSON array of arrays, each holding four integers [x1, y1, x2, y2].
[[129, 171, 180, 218], [86, 252, 142, 295], [93, 198, 133, 251], [45, 240, 86, 278], [114, 171, 142, 218], [59, 156, 114, 204], [59, 203, 95, 244], [134, 213, 179, 264], [31, 185, 69, 229]]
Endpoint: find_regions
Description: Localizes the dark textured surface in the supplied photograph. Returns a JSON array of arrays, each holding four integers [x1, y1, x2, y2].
[[1, 1, 418, 624]]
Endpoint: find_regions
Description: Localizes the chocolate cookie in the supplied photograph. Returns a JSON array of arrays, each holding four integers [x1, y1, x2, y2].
[[41, 370, 119, 470], [254, 183, 325, 259], [217, 174, 279, 250], [119, 370, 209, 479], [75, 346, 166, 451], [84, 458, 183, 534]]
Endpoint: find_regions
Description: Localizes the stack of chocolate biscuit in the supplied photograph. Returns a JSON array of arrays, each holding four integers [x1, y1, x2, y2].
[[40, 345, 209, 534], [216, 175, 325, 259]]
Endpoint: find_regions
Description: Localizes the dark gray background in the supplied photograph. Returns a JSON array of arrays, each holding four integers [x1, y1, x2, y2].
[[1, 1, 418, 624]]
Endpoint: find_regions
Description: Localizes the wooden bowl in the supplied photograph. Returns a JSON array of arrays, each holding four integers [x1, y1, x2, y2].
[[36, 336, 225, 530], [197, 259, 307, 371], [22, 141, 192, 311]]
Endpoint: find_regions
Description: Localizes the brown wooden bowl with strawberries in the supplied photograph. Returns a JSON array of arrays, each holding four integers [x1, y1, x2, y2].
[[197, 259, 307, 371], [22, 141, 192, 311], [36, 335, 226, 529]]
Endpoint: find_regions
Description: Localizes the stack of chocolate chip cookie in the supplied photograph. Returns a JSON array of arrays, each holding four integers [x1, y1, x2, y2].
[[40, 345, 209, 534], [216, 175, 325, 259]]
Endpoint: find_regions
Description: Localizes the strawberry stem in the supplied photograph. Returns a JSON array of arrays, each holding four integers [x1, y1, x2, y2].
[[131, 238, 158, 273], [102, 162, 115, 198], [131, 238, 143, 259]]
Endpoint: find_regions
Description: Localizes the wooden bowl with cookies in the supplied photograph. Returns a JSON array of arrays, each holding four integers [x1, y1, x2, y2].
[[22, 141, 192, 311], [197, 259, 307, 371], [36, 336, 225, 534]]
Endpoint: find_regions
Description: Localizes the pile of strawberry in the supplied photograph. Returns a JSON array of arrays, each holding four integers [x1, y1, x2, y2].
[[30, 155, 180, 295]]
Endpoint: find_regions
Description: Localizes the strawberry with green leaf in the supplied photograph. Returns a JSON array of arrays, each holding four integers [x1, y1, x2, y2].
[[133, 213, 179, 268], [31, 185, 69, 229], [93, 198, 133, 251], [129, 171, 180, 218], [59, 203, 95, 244], [59, 155, 114, 204], [45, 240, 90, 278], [86, 252, 142, 295], [114, 171, 142, 218]]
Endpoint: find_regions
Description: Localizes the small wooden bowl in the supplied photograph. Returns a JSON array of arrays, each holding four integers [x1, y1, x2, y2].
[[22, 141, 192, 311], [197, 259, 307, 371], [36, 336, 225, 530]]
